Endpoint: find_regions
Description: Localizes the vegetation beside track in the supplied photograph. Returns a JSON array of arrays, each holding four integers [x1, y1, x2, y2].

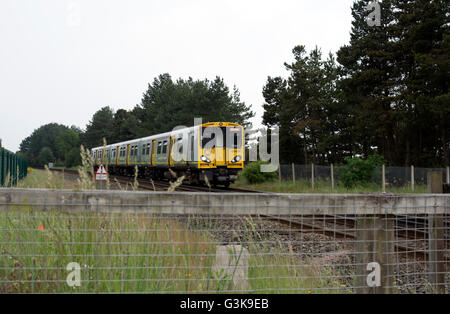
[[0, 206, 347, 293], [232, 178, 428, 194]]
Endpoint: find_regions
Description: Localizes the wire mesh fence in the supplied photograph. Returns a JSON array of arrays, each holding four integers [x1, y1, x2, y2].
[[0, 189, 449, 293], [279, 164, 450, 191]]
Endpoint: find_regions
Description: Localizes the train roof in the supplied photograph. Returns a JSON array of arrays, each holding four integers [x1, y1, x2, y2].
[[90, 122, 242, 151], [91, 125, 198, 151]]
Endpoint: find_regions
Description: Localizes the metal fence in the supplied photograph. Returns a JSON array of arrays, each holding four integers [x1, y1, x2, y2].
[[0, 189, 449, 294], [279, 164, 450, 190], [0, 147, 28, 187]]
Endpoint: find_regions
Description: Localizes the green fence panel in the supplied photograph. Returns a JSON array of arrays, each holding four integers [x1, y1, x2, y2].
[[0, 148, 28, 186]]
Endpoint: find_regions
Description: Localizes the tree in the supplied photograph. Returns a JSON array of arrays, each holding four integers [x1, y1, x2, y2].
[[336, 0, 449, 166], [19, 123, 71, 166], [82, 106, 115, 148], [111, 109, 139, 143], [55, 129, 81, 167], [38, 147, 55, 167], [65, 147, 81, 168], [337, 0, 399, 164], [133, 74, 254, 137], [391, 0, 449, 166], [262, 46, 343, 164]]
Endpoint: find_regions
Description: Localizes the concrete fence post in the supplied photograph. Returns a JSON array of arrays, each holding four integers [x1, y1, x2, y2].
[[446, 166, 449, 184], [411, 165, 415, 191], [213, 245, 250, 291], [355, 215, 395, 294], [382, 165, 386, 193], [427, 171, 445, 293]]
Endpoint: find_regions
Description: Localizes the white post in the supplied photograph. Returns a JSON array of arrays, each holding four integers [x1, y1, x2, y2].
[[311, 163, 315, 190], [447, 166, 450, 184], [411, 165, 415, 191], [382, 165, 386, 193], [331, 163, 334, 190], [278, 163, 281, 182], [213, 245, 250, 291], [292, 163, 295, 184]]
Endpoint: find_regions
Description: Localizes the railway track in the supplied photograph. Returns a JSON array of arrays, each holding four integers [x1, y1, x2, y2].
[[47, 167, 448, 261]]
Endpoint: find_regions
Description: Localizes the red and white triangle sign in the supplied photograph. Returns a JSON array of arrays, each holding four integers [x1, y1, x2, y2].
[[95, 164, 108, 181]]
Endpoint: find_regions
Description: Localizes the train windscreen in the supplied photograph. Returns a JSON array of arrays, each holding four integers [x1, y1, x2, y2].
[[201, 127, 242, 148]]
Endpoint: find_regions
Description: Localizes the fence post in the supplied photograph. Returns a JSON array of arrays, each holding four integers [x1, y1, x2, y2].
[[382, 165, 386, 193], [292, 163, 295, 185], [427, 171, 445, 293], [213, 245, 250, 291], [411, 165, 414, 191], [331, 163, 334, 191], [447, 166, 449, 184], [311, 163, 315, 190], [355, 215, 395, 294], [278, 163, 281, 182]]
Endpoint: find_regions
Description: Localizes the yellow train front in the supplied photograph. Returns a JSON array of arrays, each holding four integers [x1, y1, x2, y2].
[[91, 122, 244, 187]]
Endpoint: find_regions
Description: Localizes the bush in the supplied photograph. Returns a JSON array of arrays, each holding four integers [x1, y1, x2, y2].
[[241, 161, 278, 184], [65, 147, 81, 168], [337, 154, 385, 188], [38, 147, 55, 167]]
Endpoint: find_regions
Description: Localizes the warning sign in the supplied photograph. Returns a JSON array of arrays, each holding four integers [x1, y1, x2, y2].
[[95, 164, 108, 181]]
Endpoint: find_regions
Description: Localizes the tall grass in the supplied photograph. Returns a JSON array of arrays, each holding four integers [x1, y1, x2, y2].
[[3, 148, 352, 293], [0, 209, 345, 293]]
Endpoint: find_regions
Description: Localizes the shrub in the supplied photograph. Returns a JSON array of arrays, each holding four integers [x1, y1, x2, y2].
[[337, 154, 385, 188], [241, 161, 278, 184]]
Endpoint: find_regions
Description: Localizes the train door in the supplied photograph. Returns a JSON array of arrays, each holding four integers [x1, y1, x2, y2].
[[169, 137, 175, 167], [126, 144, 130, 165], [151, 139, 157, 166], [145, 142, 151, 165]]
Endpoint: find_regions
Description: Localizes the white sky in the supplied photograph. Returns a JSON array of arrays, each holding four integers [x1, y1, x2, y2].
[[0, 0, 354, 152]]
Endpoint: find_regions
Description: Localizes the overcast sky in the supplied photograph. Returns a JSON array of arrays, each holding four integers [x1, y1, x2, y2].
[[0, 0, 354, 152]]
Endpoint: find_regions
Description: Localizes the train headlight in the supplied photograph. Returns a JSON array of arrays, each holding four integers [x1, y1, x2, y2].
[[201, 155, 211, 163], [231, 155, 241, 163]]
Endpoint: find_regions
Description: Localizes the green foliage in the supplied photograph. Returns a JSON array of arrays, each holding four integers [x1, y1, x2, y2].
[[65, 147, 81, 168], [19, 124, 82, 167], [82, 106, 115, 148], [263, 0, 449, 167], [38, 147, 55, 166], [133, 74, 254, 137], [337, 154, 385, 188], [241, 161, 278, 184]]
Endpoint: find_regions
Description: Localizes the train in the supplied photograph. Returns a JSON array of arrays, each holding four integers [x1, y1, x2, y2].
[[91, 122, 244, 187], [0, 146, 28, 187]]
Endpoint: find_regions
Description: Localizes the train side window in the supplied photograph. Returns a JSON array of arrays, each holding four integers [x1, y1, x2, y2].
[[162, 141, 167, 154], [177, 137, 183, 154], [190, 134, 194, 161], [142, 145, 146, 155], [146, 143, 150, 155], [157, 142, 162, 154]]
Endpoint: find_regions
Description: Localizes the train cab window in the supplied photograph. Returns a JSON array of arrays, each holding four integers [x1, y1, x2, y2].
[[162, 141, 168, 154]]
